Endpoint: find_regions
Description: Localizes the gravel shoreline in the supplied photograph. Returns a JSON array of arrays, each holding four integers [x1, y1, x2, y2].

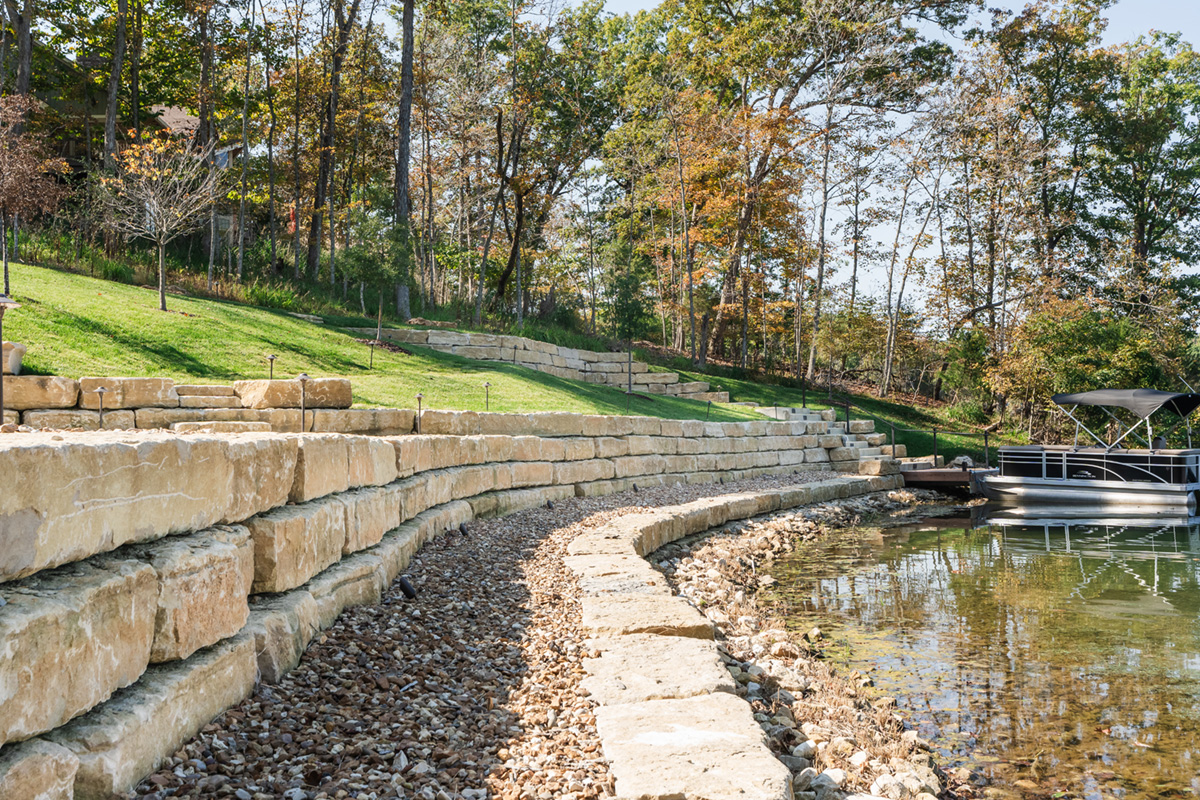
[[651, 489, 977, 800], [129, 471, 834, 800]]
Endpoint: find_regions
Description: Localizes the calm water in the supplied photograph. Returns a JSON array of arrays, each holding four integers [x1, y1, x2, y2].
[[770, 510, 1200, 799]]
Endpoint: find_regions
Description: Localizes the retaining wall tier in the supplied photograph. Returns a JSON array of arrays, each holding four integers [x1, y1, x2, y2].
[[0, 413, 896, 799]]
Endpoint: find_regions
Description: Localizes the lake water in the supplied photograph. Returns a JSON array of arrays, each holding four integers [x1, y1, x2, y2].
[[769, 510, 1200, 799]]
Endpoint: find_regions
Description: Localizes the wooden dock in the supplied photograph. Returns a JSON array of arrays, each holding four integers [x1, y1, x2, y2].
[[902, 467, 995, 495]]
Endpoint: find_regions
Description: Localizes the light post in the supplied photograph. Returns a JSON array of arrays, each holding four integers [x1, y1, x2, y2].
[[369, 340, 377, 369], [297, 373, 309, 433], [416, 392, 424, 434], [267, 354, 277, 380], [0, 294, 21, 427], [95, 386, 109, 428], [483, 382, 491, 412]]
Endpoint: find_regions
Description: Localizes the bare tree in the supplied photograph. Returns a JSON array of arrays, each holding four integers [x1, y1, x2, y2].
[[99, 136, 222, 311]]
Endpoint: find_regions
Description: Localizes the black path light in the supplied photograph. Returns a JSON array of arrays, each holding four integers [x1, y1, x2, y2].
[[267, 354, 277, 380], [483, 381, 491, 411], [369, 340, 378, 369], [416, 392, 424, 434], [0, 294, 19, 427], [95, 386, 109, 428], [297, 373, 309, 432]]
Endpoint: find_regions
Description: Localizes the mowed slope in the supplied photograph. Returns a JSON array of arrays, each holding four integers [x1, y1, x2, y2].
[[1, 262, 765, 421]]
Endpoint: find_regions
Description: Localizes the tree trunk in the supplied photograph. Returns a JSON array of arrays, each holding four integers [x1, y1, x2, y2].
[[158, 241, 167, 312], [806, 108, 834, 381], [2, 213, 9, 295], [131, 0, 142, 135], [104, 0, 128, 171], [237, 0, 255, 281], [2, 0, 32, 108], [305, 0, 361, 276], [261, 0, 278, 276]]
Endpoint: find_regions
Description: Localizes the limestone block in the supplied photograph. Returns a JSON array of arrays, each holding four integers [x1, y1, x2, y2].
[[174, 385, 236, 397], [417, 409, 480, 436], [223, 434, 300, 524], [806, 421, 829, 435], [394, 476, 429, 522], [474, 413, 527, 436], [475, 435, 513, 464], [233, 378, 352, 409], [538, 438, 565, 462], [0, 432, 294, 581], [384, 328, 428, 345], [289, 434, 350, 503], [171, 421, 273, 433], [0, 738, 79, 800], [243, 590, 321, 683], [629, 417, 663, 436], [50, 635, 257, 799], [506, 435, 541, 462], [595, 693, 792, 800], [347, 435, 400, 487], [559, 437, 596, 461], [829, 447, 860, 462], [178, 395, 242, 409], [426, 330, 468, 347], [859, 458, 900, 476], [778, 450, 806, 466], [582, 634, 736, 706], [2, 409, 15, 424], [612, 454, 666, 479], [817, 435, 844, 448], [510, 461, 554, 487], [880, 444, 907, 458], [525, 412, 585, 437], [580, 594, 713, 639], [311, 408, 414, 436], [392, 435, 432, 476], [581, 415, 634, 438], [593, 437, 628, 459], [848, 419, 875, 434], [804, 447, 830, 463], [305, 552, 387, 629], [2, 341, 26, 375], [21, 409, 135, 431], [564, 554, 672, 597], [340, 485, 402, 554], [555, 459, 616, 485], [79, 378, 178, 410], [4, 376, 79, 410], [776, 485, 814, 508], [118, 526, 253, 664], [246, 498, 345, 594], [132, 408, 259, 429], [0, 560, 158, 746], [369, 522, 423, 586]]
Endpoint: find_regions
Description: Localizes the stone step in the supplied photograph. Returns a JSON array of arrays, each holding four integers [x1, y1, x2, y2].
[[171, 421, 273, 433], [899, 461, 933, 471], [179, 396, 243, 409], [880, 444, 907, 458], [856, 447, 883, 457], [175, 385, 236, 397]]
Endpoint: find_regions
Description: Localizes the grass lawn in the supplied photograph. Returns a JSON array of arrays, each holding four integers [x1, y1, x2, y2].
[[1, 262, 767, 422]]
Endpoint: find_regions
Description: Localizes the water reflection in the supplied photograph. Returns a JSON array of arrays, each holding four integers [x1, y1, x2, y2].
[[769, 509, 1200, 800]]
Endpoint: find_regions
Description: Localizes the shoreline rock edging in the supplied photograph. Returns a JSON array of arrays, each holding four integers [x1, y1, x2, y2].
[[566, 474, 904, 800]]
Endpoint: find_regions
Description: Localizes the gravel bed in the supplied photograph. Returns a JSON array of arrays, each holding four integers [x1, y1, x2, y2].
[[130, 470, 835, 800]]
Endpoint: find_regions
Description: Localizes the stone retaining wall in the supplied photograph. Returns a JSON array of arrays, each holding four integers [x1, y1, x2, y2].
[[352, 327, 731, 402], [0, 413, 896, 799]]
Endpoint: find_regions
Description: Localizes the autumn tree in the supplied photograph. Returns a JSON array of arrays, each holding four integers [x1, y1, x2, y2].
[[0, 96, 66, 294], [99, 136, 222, 311]]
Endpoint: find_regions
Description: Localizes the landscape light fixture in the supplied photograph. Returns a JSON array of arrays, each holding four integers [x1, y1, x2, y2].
[[267, 354, 277, 380], [416, 392, 424, 433], [483, 382, 491, 411], [0, 294, 20, 426], [95, 386, 109, 428], [369, 340, 378, 370], [297, 373, 309, 433]]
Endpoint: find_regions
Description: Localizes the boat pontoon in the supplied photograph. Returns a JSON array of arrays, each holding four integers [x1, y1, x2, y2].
[[979, 389, 1200, 513]]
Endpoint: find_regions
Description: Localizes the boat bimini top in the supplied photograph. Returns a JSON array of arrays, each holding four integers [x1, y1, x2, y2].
[[1052, 389, 1200, 452]]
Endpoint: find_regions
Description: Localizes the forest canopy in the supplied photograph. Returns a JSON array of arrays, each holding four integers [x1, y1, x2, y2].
[[2, 0, 1199, 436]]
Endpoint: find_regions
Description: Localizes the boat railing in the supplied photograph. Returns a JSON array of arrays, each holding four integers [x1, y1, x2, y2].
[[997, 447, 1199, 485]]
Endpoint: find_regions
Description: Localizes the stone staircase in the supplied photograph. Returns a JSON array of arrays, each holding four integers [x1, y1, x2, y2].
[[757, 406, 900, 475]]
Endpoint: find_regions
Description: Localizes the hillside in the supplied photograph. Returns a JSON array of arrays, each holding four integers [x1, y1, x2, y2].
[[2, 262, 774, 422]]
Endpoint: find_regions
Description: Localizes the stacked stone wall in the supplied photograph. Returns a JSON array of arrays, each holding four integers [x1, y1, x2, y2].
[[0, 412, 895, 799]]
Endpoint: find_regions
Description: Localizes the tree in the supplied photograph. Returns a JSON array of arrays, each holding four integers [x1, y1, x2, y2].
[[0, 96, 66, 293], [1084, 32, 1200, 269], [99, 136, 222, 311]]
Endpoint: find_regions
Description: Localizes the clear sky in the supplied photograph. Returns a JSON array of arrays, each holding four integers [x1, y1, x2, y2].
[[597, 0, 1200, 47]]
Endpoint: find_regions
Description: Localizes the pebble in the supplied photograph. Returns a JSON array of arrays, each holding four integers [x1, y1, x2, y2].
[[126, 475, 824, 800]]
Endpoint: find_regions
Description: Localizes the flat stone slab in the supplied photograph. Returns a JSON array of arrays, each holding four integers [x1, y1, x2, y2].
[[580, 593, 713, 639], [4, 376, 79, 409], [80, 377, 179, 409], [563, 554, 672, 597], [0, 738, 78, 800], [2, 341, 25, 375], [233, 378, 351, 409], [595, 692, 793, 800], [582, 634, 736, 705], [171, 421, 272, 433]]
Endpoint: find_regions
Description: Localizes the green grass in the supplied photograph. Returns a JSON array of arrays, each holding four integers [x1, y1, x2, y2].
[[1, 262, 766, 421]]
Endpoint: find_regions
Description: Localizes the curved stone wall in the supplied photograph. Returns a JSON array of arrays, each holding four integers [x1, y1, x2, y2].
[[0, 414, 896, 799]]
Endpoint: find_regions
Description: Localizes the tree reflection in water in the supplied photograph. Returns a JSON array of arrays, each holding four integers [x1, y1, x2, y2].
[[769, 512, 1200, 800]]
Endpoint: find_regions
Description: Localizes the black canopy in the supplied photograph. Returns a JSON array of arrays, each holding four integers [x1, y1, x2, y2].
[[1051, 389, 1200, 419]]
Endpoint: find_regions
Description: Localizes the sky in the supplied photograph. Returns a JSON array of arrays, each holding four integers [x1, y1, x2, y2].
[[597, 0, 1200, 47]]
